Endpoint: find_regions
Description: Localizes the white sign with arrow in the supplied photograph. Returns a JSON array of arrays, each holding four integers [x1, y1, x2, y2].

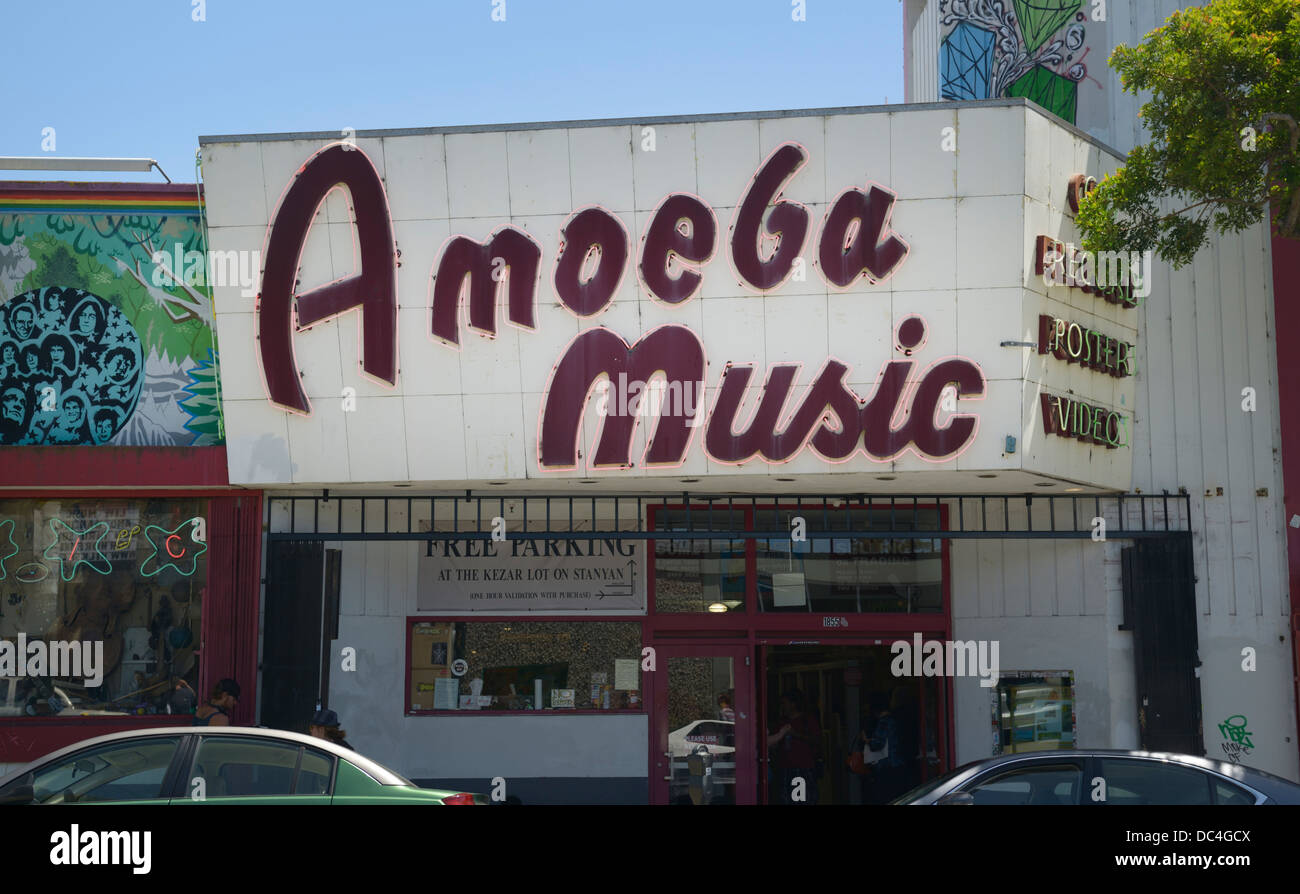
[[417, 538, 645, 612]]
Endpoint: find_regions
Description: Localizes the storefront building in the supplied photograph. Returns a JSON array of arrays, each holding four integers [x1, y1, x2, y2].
[[0, 182, 261, 774], [198, 58, 1296, 799]]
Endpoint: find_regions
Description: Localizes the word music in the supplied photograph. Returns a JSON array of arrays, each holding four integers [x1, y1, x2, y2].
[[257, 141, 987, 467], [539, 317, 984, 468]]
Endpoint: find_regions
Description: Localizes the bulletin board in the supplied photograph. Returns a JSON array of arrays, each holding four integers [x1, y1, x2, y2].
[[409, 623, 456, 711]]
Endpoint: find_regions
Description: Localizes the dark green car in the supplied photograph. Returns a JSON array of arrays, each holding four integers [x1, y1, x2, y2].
[[0, 727, 489, 805]]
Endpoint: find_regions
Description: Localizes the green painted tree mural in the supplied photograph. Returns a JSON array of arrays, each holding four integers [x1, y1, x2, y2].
[[0, 199, 225, 447]]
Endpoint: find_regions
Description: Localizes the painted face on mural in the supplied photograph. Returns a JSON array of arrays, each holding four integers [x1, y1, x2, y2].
[[77, 306, 98, 335], [12, 307, 35, 339], [2, 388, 25, 424], [1, 278, 188, 446], [105, 352, 133, 380], [62, 397, 84, 427]]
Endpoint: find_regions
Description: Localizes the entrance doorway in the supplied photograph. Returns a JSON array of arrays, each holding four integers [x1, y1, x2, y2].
[[647, 640, 950, 804], [760, 643, 948, 804], [649, 644, 755, 805]]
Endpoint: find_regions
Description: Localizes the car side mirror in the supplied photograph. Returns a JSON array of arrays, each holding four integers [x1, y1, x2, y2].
[[935, 791, 975, 806], [0, 783, 35, 805]]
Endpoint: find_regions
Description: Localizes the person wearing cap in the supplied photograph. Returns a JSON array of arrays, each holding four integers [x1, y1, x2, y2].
[[308, 708, 354, 750], [192, 678, 240, 726]]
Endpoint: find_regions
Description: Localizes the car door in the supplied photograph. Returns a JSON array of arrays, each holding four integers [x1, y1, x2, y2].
[[171, 736, 335, 805], [957, 757, 1089, 805], [0, 736, 185, 805]]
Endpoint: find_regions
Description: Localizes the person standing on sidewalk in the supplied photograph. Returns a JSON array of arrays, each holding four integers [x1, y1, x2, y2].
[[190, 678, 240, 727], [863, 693, 906, 803], [309, 708, 355, 750], [767, 690, 820, 804]]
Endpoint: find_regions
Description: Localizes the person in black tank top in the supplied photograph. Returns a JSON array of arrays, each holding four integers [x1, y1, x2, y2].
[[192, 678, 241, 726]]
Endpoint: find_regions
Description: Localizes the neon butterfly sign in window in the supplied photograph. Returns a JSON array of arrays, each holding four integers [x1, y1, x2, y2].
[[0, 517, 207, 581], [139, 518, 207, 577]]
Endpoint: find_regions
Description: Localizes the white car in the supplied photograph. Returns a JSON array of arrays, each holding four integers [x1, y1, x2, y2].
[[668, 720, 735, 757]]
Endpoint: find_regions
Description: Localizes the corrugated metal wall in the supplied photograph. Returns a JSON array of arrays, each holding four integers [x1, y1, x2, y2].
[[915, 0, 1296, 778]]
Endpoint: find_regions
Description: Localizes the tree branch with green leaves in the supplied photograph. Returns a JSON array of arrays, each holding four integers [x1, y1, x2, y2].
[[1077, 0, 1299, 269]]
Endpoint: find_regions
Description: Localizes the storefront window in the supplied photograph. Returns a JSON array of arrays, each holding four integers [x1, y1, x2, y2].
[[991, 672, 1076, 754], [407, 620, 643, 712], [756, 508, 943, 613], [652, 509, 746, 613], [0, 498, 207, 718]]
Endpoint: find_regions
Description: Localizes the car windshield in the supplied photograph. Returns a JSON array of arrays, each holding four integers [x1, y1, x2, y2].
[[890, 761, 983, 804]]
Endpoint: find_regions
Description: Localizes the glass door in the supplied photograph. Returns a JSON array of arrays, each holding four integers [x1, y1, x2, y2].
[[650, 645, 753, 805]]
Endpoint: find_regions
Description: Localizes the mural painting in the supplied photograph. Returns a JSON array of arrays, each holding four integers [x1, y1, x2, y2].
[[939, 0, 1104, 125], [0, 187, 223, 447]]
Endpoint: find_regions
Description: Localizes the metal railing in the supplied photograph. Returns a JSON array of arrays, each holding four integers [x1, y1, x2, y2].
[[264, 492, 1192, 542]]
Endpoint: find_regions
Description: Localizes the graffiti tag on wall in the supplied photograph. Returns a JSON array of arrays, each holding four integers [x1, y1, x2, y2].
[[1217, 714, 1254, 764]]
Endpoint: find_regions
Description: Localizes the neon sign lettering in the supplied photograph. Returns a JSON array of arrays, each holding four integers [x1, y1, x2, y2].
[[260, 144, 396, 414], [0, 517, 207, 582], [0, 520, 18, 580], [1037, 314, 1134, 378], [818, 184, 910, 287], [554, 207, 628, 316], [259, 142, 913, 397], [539, 317, 985, 469], [539, 326, 705, 469], [730, 144, 809, 290], [43, 519, 111, 581], [1040, 392, 1128, 448], [432, 228, 541, 345], [257, 139, 968, 470], [140, 518, 208, 577], [639, 194, 716, 304]]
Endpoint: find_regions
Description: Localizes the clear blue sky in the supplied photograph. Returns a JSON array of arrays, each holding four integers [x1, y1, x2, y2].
[[0, 0, 904, 184]]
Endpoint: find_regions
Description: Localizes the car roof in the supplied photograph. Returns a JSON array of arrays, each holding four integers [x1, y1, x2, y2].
[[962, 749, 1300, 793], [0, 726, 409, 789]]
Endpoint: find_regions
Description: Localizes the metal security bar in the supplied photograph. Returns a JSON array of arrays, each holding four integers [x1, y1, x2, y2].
[[264, 493, 1192, 542]]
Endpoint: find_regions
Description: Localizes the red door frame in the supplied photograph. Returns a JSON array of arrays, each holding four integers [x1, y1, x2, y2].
[[645, 500, 955, 804], [646, 642, 755, 805]]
